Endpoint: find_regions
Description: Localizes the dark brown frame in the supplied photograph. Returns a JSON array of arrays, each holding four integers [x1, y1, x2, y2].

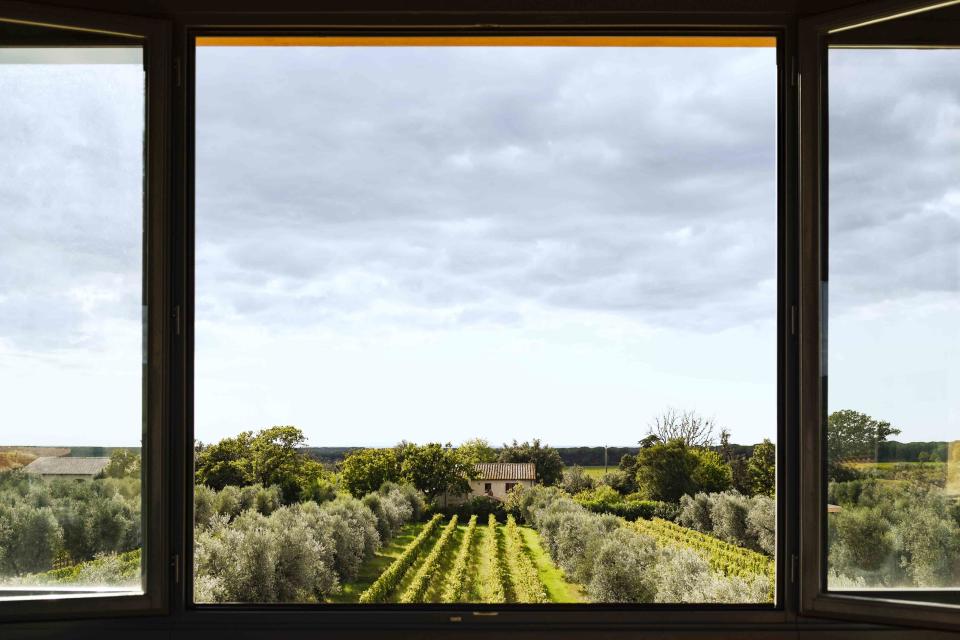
[[1, 0, 959, 636], [0, 0, 171, 623], [797, 0, 960, 631]]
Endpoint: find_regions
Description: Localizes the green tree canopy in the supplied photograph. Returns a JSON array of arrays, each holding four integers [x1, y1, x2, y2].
[[456, 438, 498, 465], [748, 438, 776, 497], [101, 449, 141, 479], [634, 439, 733, 502], [338, 448, 402, 498], [400, 442, 474, 499], [498, 439, 565, 486], [194, 426, 326, 503], [828, 409, 901, 472]]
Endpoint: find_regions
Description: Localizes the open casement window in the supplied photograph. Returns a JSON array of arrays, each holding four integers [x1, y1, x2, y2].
[[799, 0, 960, 630], [0, 0, 169, 621]]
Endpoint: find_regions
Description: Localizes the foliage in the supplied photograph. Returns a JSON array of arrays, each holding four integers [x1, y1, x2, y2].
[[441, 514, 478, 603], [586, 527, 659, 603], [632, 518, 774, 582], [748, 439, 776, 497], [194, 506, 340, 603], [0, 503, 62, 575], [457, 438, 497, 464], [561, 465, 595, 495], [23, 549, 141, 586], [829, 506, 893, 575], [646, 408, 716, 448], [339, 448, 402, 498], [100, 449, 141, 479], [599, 469, 636, 495], [498, 439, 564, 486], [827, 410, 901, 479], [400, 515, 459, 603], [634, 439, 732, 503], [451, 495, 505, 523], [194, 427, 328, 503], [358, 514, 443, 603], [400, 443, 474, 500], [676, 491, 775, 554], [574, 485, 677, 521]]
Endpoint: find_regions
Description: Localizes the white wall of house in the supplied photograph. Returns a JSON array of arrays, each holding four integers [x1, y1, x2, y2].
[[468, 478, 534, 501]]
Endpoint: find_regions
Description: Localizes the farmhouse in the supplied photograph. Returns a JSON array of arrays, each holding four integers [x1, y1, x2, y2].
[[21, 456, 110, 482], [469, 462, 536, 501]]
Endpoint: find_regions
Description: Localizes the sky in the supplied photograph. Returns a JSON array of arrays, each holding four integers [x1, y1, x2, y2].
[[0, 43, 955, 448]]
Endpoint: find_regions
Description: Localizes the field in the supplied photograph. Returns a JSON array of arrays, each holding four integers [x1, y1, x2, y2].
[[337, 514, 585, 603], [581, 466, 611, 479]]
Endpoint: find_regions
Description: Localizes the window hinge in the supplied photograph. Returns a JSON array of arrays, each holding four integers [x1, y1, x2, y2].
[[174, 57, 182, 88], [171, 553, 180, 584], [790, 304, 797, 336], [173, 304, 182, 336], [790, 553, 798, 583]]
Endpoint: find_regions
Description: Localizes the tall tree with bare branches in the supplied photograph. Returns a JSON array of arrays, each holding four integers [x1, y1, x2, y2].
[[646, 408, 716, 448]]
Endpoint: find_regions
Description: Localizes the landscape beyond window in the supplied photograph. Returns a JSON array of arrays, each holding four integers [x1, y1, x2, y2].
[[191, 40, 778, 605]]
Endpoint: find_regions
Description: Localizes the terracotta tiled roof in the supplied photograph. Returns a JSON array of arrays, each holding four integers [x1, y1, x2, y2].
[[22, 456, 110, 476], [474, 462, 536, 481]]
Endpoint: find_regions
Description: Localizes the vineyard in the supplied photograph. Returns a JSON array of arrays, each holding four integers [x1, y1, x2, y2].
[[338, 510, 772, 604], [346, 513, 577, 603]]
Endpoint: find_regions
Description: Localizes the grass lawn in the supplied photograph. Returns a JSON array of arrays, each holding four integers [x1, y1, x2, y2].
[[329, 521, 427, 603], [518, 526, 586, 603]]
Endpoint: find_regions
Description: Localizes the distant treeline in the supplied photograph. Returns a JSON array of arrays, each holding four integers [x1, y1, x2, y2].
[[876, 441, 948, 462]]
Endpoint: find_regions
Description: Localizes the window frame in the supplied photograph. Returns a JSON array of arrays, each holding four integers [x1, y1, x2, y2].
[[175, 23, 796, 630], [797, 0, 960, 630], [0, 0, 171, 623]]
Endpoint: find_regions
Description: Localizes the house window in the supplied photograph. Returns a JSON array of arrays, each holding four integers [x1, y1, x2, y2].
[[505, 483, 518, 493], [484, 483, 493, 494], [191, 34, 779, 608]]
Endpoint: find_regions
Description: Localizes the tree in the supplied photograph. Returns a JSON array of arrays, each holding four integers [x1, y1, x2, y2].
[[101, 449, 141, 479], [748, 439, 776, 497], [456, 438, 497, 465], [634, 439, 732, 502], [400, 443, 474, 500], [339, 448, 402, 498], [498, 439, 564, 486], [647, 408, 715, 448], [194, 426, 327, 503], [634, 439, 699, 502], [827, 410, 901, 477], [720, 429, 751, 494]]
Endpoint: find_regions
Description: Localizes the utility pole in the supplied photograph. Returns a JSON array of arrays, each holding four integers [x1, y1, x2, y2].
[[604, 445, 608, 474]]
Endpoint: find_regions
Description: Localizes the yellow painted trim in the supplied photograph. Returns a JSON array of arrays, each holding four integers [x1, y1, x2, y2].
[[195, 35, 776, 48]]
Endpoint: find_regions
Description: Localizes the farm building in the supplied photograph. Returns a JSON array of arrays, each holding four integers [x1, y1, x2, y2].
[[21, 456, 110, 482], [468, 462, 536, 501]]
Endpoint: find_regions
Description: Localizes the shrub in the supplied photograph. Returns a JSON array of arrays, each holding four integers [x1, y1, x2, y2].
[[452, 495, 505, 523], [677, 493, 712, 532], [562, 466, 595, 495], [359, 513, 443, 603], [892, 505, 960, 587], [709, 491, 752, 549], [194, 485, 217, 529], [747, 495, 775, 556], [829, 506, 893, 575], [0, 504, 63, 575], [586, 527, 659, 603]]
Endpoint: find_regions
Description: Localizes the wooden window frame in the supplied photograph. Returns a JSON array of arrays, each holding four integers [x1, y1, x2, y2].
[[0, 0, 171, 624], [797, 0, 960, 631]]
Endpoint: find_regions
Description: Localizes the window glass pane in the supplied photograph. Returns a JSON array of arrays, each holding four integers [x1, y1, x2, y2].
[[194, 38, 777, 605], [826, 5, 960, 592], [0, 21, 145, 599]]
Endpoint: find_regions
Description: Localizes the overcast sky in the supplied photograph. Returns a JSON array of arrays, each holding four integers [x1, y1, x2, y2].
[[0, 44, 955, 448]]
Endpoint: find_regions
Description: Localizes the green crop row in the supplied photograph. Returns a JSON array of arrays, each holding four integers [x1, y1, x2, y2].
[[400, 515, 459, 603], [503, 515, 548, 603], [441, 514, 478, 603], [633, 518, 774, 580], [478, 513, 507, 603], [358, 513, 443, 603]]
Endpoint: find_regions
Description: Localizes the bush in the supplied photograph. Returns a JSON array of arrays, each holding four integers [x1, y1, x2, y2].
[[677, 493, 712, 532], [709, 491, 752, 549], [0, 504, 62, 575], [562, 466, 595, 495], [828, 506, 893, 575], [747, 495, 775, 556], [451, 495, 505, 523], [586, 527, 659, 602]]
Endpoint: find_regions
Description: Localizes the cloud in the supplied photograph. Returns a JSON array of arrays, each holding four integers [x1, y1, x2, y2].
[[194, 46, 779, 335]]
